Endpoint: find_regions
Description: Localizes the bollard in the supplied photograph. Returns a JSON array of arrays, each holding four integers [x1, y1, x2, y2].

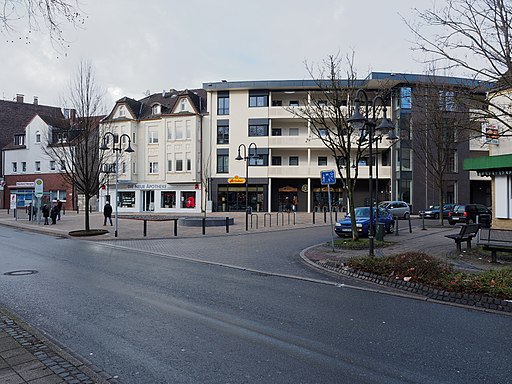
[[143, 219, 147, 237], [293, 212, 296, 225], [324, 209, 327, 223], [276, 212, 284, 226], [226, 217, 229, 233], [335, 210, 338, 222], [173, 219, 178, 236], [202, 218, 206, 235], [421, 214, 426, 230], [264, 212, 271, 227], [287, 212, 291, 225], [395, 216, 399, 236], [408, 215, 412, 233], [250, 214, 258, 229], [312, 211, 315, 224]]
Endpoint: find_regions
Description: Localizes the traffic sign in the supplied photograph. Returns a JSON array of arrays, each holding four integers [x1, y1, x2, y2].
[[34, 178, 44, 197], [320, 170, 336, 185]]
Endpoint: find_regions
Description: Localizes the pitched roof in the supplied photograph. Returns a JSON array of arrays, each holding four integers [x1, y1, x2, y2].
[[104, 88, 207, 121]]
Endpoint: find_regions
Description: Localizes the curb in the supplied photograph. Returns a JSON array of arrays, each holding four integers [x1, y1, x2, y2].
[[300, 243, 512, 316]]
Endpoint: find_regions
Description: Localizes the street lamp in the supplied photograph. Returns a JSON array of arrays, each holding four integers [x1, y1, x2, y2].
[[100, 132, 134, 237], [235, 143, 258, 231], [348, 89, 395, 256]]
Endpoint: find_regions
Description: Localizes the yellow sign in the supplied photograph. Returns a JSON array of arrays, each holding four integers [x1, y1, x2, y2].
[[228, 175, 246, 184]]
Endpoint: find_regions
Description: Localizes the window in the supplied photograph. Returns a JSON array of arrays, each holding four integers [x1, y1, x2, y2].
[[248, 119, 269, 137], [119, 106, 125, 117], [161, 191, 176, 208], [149, 162, 159, 174], [288, 128, 299, 136], [21, 162, 26, 172], [167, 159, 172, 172], [186, 120, 192, 139], [181, 191, 196, 208], [318, 156, 328, 166], [35, 131, 41, 143], [217, 154, 229, 173], [289, 100, 299, 107], [49, 160, 56, 171], [12, 162, 17, 172], [272, 128, 282, 136], [217, 91, 229, 115], [167, 122, 173, 141], [175, 121, 184, 140], [186, 153, 192, 171], [337, 157, 346, 168], [176, 159, 183, 172], [152, 104, 161, 115], [49, 190, 67, 201], [272, 156, 282, 166], [447, 150, 458, 173], [217, 120, 229, 144], [318, 128, 327, 137], [119, 191, 135, 207], [132, 131, 136, 144], [180, 100, 186, 111], [122, 162, 126, 173], [289, 156, 299, 166], [249, 91, 269, 107], [272, 100, 282, 106], [14, 134, 25, 146], [35, 161, 41, 172], [148, 129, 159, 144], [60, 161, 65, 171]]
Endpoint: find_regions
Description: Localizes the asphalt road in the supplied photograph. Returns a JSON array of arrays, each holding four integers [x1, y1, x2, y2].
[[0, 225, 511, 383]]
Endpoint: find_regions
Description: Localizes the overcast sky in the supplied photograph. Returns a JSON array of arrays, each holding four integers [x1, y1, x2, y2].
[[0, 0, 444, 109]]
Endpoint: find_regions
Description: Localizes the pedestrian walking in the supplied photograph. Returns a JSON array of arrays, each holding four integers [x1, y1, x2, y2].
[[42, 204, 49, 225], [50, 204, 58, 224], [103, 202, 113, 226], [57, 199, 63, 220]]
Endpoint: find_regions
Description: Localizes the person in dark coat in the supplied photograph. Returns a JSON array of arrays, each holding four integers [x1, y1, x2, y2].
[[103, 202, 113, 226], [42, 204, 50, 225], [50, 204, 58, 224], [57, 199, 63, 220]]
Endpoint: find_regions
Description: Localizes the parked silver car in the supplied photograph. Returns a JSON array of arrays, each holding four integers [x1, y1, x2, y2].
[[378, 200, 411, 219]]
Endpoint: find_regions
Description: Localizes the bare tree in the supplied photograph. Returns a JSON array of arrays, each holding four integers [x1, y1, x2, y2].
[[0, 0, 83, 44], [288, 54, 393, 240], [45, 60, 108, 232], [408, 0, 512, 134]]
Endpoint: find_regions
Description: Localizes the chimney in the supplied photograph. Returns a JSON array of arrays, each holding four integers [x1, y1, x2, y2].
[[16, 94, 24, 103], [33, 96, 38, 105], [70, 109, 76, 122]]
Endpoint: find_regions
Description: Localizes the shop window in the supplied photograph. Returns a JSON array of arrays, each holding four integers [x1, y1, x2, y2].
[[181, 191, 196, 208], [161, 191, 176, 208], [118, 191, 135, 207]]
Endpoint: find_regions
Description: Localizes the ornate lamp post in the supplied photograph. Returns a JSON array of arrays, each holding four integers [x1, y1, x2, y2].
[[100, 132, 134, 237], [348, 89, 395, 256], [235, 142, 258, 231]]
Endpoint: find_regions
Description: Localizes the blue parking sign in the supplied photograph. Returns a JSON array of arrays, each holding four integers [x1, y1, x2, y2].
[[320, 170, 336, 185]]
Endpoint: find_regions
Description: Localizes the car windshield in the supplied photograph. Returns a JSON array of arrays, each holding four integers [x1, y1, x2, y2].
[[453, 205, 465, 213], [354, 207, 371, 217], [429, 205, 440, 210]]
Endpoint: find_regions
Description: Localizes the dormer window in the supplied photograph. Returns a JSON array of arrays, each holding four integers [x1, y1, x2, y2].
[[35, 131, 41, 143], [119, 106, 125, 117], [14, 134, 25, 146], [152, 104, 161, 115], [180, 100, 186, 111]]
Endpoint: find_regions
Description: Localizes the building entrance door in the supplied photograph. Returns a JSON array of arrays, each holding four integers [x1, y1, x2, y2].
[[143, 190, 155, 211]]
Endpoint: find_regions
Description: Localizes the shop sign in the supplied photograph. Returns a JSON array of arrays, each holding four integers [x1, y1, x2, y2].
[[10, 194, 16, 210], [228, 175, 246, 184], [125, 183, 168, 190], [16, 181, 34, 187]]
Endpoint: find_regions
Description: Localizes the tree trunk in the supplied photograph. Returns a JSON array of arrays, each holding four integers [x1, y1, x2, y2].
[[84, 195, 91, 231]]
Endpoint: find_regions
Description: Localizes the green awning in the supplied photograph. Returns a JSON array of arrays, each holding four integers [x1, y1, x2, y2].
[[464, 153, 512, 176]]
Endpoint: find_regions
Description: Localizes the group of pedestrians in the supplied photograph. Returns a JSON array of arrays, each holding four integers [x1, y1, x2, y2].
[[41, 200, 62, 225]]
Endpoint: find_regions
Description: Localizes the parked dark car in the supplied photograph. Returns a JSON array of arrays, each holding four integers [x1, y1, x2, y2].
[[419, 203, 456, 219], [334, 207, 395, 237], [448, 204, 492, 227]]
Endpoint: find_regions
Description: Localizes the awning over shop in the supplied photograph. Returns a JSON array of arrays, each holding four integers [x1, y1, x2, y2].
[[464, 154, 512, 176]]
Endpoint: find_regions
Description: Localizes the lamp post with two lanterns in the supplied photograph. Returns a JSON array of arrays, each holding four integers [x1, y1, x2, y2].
[[348, 89, 396, 256], [99, 132, 134, 238], [235, 142, 258, 231]]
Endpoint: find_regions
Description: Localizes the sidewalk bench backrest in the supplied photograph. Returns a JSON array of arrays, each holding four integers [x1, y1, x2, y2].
[[479, 228, 512, 244], [459, 223, 479, 238]]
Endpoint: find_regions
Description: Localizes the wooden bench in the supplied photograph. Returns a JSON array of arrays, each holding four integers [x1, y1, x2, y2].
[[445, 223, 480, 252], [477, 228, 512, 263]]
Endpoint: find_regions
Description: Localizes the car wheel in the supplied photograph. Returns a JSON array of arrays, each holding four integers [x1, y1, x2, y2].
[[336, 233, 344, 238], [404, 212, 410, 220], [386, 221, 394, 234], [434, 213, 439, 220], [449, 221, 455, 225]]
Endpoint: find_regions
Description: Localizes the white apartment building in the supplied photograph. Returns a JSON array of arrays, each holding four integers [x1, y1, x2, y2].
[[202, 79, 391, 213], [99, 89, 206, 213], [203, 74, 491, 214]]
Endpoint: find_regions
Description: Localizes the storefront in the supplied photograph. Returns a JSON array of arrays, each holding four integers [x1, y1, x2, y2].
[[100, 183, 202, 213]]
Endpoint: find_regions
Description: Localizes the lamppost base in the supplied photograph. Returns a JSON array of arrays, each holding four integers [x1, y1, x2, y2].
[[115, 230, 118, 237]]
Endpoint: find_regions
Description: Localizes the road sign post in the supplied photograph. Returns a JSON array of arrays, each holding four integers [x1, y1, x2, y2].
[[320, 170, 336, 251]]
